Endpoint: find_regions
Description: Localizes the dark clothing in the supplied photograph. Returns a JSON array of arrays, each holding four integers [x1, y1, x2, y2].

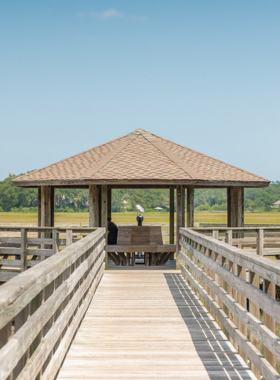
[[108, 222, 118, 245]]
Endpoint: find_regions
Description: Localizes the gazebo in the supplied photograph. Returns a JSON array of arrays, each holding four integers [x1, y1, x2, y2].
[[13, 128, 270, 254]]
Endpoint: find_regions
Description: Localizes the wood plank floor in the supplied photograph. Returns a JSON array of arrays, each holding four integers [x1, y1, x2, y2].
[[57, 270, 256, 380]]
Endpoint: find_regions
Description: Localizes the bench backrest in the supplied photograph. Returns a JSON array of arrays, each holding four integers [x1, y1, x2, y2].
[[117, 226, 163, 245]]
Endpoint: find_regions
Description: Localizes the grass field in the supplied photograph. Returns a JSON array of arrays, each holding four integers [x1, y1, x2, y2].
[[0, 211, 280, 225]]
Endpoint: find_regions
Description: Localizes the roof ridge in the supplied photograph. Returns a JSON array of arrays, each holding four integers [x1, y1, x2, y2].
[[155, 133, 269, 182], [138, 130, 194, 179], [84, 132, 139, 178], [93, 133, 191, 180], [135, 128, 269, 181], [13, 131, 133, 182]]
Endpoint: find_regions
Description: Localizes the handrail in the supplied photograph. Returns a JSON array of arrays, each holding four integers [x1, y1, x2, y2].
[[179, 227, 280, 380], [0, 227, 98, 282], [0, 227, 106, 380]]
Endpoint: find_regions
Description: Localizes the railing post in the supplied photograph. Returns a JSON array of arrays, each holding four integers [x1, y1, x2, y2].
[[213, 230, 222, 327], [53, 229, 59, 254], [237, 264, 247, 363], [257, 229, 264, 256], [225, 229, 232, 245], [249, 270, 260, 379], [66, 229, 73, 246], [20, 228, 27, 272], [212, 230, 219, 240], [263, 279, 276, 368], [257, 231, 276, 369], [227, 229, 238, 351]]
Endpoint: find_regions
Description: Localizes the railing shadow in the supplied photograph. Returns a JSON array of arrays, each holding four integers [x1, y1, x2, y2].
[[164, 273, 253, 380]]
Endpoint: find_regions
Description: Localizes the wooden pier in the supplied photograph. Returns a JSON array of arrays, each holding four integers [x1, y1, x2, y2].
[[1, 226, 280, 380], [57, 270, 255, 380]]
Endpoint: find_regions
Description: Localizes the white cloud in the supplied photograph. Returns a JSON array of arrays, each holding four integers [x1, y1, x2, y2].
[[90, 9, 124, 20], [77, 12, 85, 17], [88, 9, 147, 21]]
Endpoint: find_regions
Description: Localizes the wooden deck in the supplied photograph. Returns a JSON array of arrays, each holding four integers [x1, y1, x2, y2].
[[57, 270, 256, 380]]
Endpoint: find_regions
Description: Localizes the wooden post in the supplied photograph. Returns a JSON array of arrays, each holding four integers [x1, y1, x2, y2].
[[20, 228, 27, 272], [249, 271, 260, 379], [176, 186, 184, 266], [89, 185, 100, 227], [169, 186, 174, 244], [53, 229, 59, 254], [66, 230, 73, 246], [38, 187, 41, 227], [237, 264, 247, 363], [227, 187, 244, 228], [40, 186, 55, 260], [263, 279, 276, 368], [101, 185, 108, 268], [257, 229, 264, 256], [257, 232, 276, 369], [187, 186, 194, 227], [40, 186, 54, 227], [108, 186, 112, 220]]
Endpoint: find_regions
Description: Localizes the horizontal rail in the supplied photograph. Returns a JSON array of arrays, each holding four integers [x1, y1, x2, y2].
[[0, 227, 97, 283], [0, 227, 106, 380], [180, 228, 280, 286]]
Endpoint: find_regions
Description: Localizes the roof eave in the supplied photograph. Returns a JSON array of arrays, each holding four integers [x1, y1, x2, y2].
[[12, 178, 271, 188]]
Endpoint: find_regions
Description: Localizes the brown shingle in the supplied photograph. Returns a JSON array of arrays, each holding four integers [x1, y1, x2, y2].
[[13, 129, 269, 186]]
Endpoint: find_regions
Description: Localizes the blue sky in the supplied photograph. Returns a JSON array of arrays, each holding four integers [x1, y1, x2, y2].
[[0, 1, 279, 181]]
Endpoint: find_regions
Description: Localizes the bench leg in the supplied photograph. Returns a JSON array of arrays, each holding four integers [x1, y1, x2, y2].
[[119, 253, 126, 266], [153, 252, 162, 266], [131, 253, 135, 266], [126, 252, 130, 266], [144, 253, 149, 266]]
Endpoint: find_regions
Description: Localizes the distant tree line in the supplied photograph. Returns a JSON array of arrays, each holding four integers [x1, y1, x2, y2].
[[0, 173, 280, 213]]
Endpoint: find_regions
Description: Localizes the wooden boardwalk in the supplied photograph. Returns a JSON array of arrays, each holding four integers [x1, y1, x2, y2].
[[57, 270, 256, 380]]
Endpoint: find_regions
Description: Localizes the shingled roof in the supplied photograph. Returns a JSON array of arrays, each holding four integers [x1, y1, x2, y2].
[[13, 129, 269, 187]]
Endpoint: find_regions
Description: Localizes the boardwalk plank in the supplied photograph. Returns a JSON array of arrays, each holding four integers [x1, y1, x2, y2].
[[57, 271, 256, 380]]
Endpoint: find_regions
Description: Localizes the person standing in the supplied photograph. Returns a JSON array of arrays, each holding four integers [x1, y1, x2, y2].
[[107, 217, 118, 245]]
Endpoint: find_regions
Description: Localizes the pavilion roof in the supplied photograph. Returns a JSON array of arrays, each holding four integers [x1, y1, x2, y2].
[[13, 129, 270, 187]]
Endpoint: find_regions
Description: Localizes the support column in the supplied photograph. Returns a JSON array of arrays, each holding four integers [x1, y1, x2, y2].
[[40, 186, 54, 227], [101, 185, 108, 268], [89, 185, 100, 227], [38, 187, 41, 227], [187, 186, 194, 227], [169, 186, 174, 244], [227, 187, 244, 227], [107, 186, 112, 220], [176, 185, 185, 264], [39, 186, 54, 258]]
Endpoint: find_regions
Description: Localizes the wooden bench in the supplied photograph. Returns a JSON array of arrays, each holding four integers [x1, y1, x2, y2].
[[107, 226, 176, 266]]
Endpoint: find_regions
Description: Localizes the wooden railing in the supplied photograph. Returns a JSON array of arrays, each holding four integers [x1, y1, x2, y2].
[[179, 227, 280, 380], [0, 227, 97, 283], [0, 227, 106, 380], [192, 227, 280, 255]]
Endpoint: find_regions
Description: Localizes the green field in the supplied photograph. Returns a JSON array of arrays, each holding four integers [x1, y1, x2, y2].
[[0, 211, 279, 225]]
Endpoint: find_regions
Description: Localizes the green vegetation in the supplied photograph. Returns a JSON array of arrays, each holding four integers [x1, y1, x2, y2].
[[1, 173, 280, 213]]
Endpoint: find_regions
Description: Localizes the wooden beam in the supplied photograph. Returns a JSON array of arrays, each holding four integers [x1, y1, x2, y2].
[[187, 186, 194, 227], [176, 185, 185, 262], [107, 186, 112, 220], [13, 179, 270, 188], [40, 186, 54, 228], [89, 185, 100, 227], [169, 186, 174, 244], [227, 187, 244, 227], [38, 187, 41, 227], [101, 185, 108, 268]]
